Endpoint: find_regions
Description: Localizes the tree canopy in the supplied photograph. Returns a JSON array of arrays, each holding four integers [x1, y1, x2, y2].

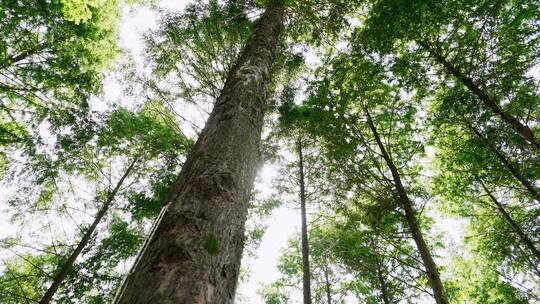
[[0, 0, 538, 303]]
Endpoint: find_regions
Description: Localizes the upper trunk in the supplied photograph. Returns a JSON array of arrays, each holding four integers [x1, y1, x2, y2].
[[465, 121, 540, 204], [113, 4, 285, 304], [298, 138, 313, 304], [364, 108, 449, 304], [479, 181, 540, 262], [419, 41, 540, 151]]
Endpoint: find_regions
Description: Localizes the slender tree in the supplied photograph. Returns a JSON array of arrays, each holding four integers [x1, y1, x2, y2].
[[418, 41, 540, 151], [38, 157, 139, 304], [364, 108, 448, 304], [430, 84, 540, 284], [298, 53, 450, 303], [0, 104, 190, 303], [464, 120, 540, 203], [297, 137, 313, 304]]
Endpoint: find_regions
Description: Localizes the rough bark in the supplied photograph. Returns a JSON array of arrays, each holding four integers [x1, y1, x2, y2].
[[297, 138, 313, 304], [465, 121, 540, 203], [479, 181, 540, 261], [364, 108, 449, 304], [39, 157, 138, 304], [419, 41, 540, 151], [113, 4, 284, 304]]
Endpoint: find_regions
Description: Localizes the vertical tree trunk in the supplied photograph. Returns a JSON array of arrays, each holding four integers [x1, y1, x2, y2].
[[113, 4, 285, 304], [419, 41, 540, 151], [479, 181, 540, 261], [364, 108, 449, 304], [297, 138, 313, 304], [377, 269, 391, 304], [39, 157, 138, 304], [374, 255, 390, 304], [465, 121, 540, 203], [323, 262, 332, 304]]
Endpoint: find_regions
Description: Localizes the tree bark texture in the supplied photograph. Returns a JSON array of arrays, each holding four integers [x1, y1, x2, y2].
[[113, 4, 284, 304], [420, 41, 540, 151], [364, 108, 449, 304], [39, 157, 138, 304], [297, 139, 313, 304]]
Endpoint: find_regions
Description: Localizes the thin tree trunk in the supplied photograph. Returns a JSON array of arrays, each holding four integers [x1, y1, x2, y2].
[[374, 255, 391, 304], [465, 121, 540, 203], [113, 4, 285, 304], [377, 268, 391, 304], [323, 261, 332, 304], [297, 138, 313, 304], [419, 41, 540, 151], [479, 181, 540, 261], [364, 108, 449, 304], [39, 157, 138, 304]]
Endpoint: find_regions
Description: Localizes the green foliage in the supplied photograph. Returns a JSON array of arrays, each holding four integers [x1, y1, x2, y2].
[[57, 218, 144, 303], [446, 254, 530, 303], [1, 0, 540, 302], [144, 0, 253, 104], [0, 0, 127, 179], [97, 105, 190, 157], [202, 234, 220, 256], [60, 0, 105, 24], [0, 253, 58, 303], [259, 281, 290, 304]]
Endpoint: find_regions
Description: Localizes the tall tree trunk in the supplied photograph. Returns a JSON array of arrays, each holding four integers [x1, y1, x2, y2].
[[465, 121, 540, 203], [113, 4, 285, 304], [478, 181, 540, 261], [419, 41, 540, 151], [364, 108, 449, 304], [297, 138, 313, 304], [39, 157, 138, 304]]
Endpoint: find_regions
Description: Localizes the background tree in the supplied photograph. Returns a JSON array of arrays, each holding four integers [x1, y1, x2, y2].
[[298, 53, 449, 303], [0, 103, 191, 303], [0, 0, 132, 168], [356, 0, 540, 150]]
